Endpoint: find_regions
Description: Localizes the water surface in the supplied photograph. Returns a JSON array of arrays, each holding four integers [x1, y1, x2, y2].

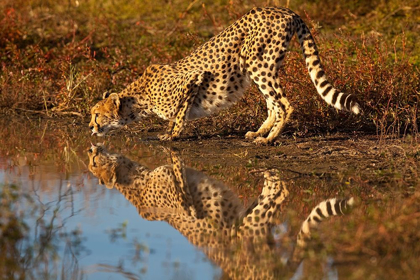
[[1, 117, 419, 279]]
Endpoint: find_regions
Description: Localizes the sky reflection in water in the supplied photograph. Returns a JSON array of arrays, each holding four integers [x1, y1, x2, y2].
[[0, 143, 220, 280]]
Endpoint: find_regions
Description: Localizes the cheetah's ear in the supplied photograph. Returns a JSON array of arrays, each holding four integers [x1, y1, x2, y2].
[[105, 93, 121, 114], [99, 165, 117, 189], [103, 91, 111, 99], [104, 175, 117, 189], [99, 177, 116, 189]]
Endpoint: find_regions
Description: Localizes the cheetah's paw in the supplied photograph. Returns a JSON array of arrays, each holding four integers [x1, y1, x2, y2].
[[158, 134, 173, 141], [245, 131, 259, 139], [253, 137, 270, 145]]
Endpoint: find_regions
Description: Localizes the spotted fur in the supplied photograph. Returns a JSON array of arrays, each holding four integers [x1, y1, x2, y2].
[[89, 7, 360, 144]]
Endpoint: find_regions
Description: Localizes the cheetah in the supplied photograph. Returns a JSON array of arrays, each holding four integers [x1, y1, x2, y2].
[[87, 144, 354, 279], [89, 7, 361, 145]]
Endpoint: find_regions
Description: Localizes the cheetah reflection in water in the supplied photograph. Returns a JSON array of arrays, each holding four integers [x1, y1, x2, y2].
[[88, 144, 354, 279]]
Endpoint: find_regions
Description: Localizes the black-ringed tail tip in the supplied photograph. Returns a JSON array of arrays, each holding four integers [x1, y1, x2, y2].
[[297, 197, 355, 245]]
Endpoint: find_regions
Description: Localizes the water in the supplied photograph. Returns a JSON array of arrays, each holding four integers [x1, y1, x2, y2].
[[0, 119, 219, 279], [0, 117, 419, 279]]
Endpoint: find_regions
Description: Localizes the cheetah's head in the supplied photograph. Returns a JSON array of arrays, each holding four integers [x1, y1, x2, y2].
[[87, 143, 117, 189], [89, 92, 123, 137]]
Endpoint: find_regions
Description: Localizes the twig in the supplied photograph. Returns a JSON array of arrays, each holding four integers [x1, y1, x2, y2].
[[53, 111, 84, 118], [380, 6, 420, 25], [13, 107, 48, 115], [12, 107, 84, 118]]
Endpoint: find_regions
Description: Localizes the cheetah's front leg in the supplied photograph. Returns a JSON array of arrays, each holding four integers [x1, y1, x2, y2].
[[168, 149, 197, 217], [158, 71, 203, 141], [170, 98, 193, 140], [158, 121, 175, 141], [158, 97, 193, 141]]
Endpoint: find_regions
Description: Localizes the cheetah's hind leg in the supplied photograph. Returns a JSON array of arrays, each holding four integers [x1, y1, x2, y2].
[[257, 92, 293, 145], [239, 170, 289, 238], [245, 102, 275, 141], [247, 84, 293, 145]]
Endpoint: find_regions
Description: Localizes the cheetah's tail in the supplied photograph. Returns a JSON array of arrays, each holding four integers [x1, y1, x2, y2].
[[296, 197, 354, 248], [294, 17, 361, 115], [288, 197, 354, 266]]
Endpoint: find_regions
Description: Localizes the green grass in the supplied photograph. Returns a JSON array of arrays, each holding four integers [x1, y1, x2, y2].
[[0, 0, 418, 136]]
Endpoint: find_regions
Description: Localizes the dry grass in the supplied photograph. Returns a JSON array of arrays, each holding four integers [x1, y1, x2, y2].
[[0, 0, 418, 136]]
